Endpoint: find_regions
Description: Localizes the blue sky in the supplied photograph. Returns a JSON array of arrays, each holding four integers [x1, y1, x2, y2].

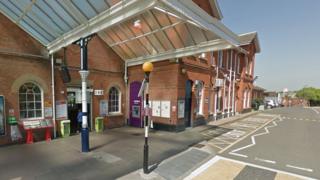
[[218, 0, 320, 91]]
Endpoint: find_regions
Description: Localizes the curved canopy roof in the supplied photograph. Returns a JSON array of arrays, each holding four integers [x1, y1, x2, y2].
[[0, 0, 254, 66]]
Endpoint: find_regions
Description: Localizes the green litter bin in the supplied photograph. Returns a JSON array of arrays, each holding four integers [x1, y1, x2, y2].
[[95, 117, 104, 133], [60, 120, 70, 137]]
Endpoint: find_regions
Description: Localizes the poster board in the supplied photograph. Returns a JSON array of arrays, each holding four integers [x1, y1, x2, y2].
[[99, 100, 108, 116], [0, 96, 5, 136], [152, 101, 161, 117], [178, 100, 185, 118], [160, 101, 170, 118], [56, 100, 68, 119]]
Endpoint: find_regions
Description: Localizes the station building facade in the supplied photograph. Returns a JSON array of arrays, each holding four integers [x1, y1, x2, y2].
[[0, 0, 260, 145]]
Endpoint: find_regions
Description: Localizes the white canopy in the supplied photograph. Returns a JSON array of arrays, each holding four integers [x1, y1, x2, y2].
[[0, 0, 248, 66]]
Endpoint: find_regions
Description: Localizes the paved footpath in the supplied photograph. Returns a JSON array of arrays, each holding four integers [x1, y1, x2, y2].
[[119, 113, 280, 180]]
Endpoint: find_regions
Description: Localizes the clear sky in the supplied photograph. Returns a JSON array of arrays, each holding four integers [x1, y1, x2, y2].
[[218, 0, 320, 91]]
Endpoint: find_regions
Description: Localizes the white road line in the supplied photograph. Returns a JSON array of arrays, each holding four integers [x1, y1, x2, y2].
[[299, 118, 303, 120], [228, 119, 279, 158], [219, 115, 279, 154], [255, 157, 276, 164], [311, 108, 320, 114], [184, 156, 221, 180], [217, 156, 317, 180], [286, 164, 313, 172]]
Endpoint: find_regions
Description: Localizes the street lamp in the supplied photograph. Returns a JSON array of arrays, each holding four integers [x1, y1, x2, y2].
[[142, 61, 153, 174]]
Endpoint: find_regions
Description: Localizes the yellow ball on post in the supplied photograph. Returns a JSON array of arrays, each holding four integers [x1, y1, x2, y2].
[[142, 62, 154, 73]]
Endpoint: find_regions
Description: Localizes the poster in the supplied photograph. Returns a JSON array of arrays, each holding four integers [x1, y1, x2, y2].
[[0, 96, 5, 136], [44, 107, 53, 118], [99, 100, 108, 116], [56, 100, 68, 119], [160, 101, 170, 118], [152, 101, 161, 117], [178, 100, 185, 118]]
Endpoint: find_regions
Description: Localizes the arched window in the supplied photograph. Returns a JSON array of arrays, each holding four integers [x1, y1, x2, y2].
[[108, 87, 121, 113], [19, 82, 43, 119]]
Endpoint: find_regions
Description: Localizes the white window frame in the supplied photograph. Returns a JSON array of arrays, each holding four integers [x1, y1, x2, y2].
[[19, 82, 44, 120], [108, 87, 121, 114]]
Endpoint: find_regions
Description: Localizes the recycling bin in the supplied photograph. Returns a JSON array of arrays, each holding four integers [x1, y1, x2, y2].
[[60, 120, 70, 137], [95, 117, 104, 133]]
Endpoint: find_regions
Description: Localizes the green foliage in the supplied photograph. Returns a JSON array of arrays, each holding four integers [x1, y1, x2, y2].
[[296, 87, 320, 101], [296, 87, 320, 106], [251, 98, 264, 110]]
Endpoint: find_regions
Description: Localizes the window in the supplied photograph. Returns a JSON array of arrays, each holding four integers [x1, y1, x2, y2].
[[226, 51, 229, 69], [218, 51, 223, 68], [210, 52, 215, 66], [19, 82, 43, 119], [108, 87, 121, 113], [195, 80, 204, 115], [245, 56, 249, 74], [237, 55, 240, 73]]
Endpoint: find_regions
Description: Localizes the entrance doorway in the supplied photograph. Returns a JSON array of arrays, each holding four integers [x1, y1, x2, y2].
[[129, 81, 142, 128], [67, 88, 92, 134], [184, 80, 193, 127]]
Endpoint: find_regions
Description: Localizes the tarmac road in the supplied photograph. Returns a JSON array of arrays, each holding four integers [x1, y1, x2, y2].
[[222, 107, 320, 179]]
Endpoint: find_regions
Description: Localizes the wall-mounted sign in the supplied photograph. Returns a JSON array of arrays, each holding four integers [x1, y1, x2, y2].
[[152, 101, 161, 117], [178, 100, 185, 118], [44, 107, 53, 118], [0, 96, 5, 136], [94, 89, 104, 96], [161, 101, 170, 118], [215, 78, 224, 87], [99, 100, 108, 116], [56, 100, 67, 119]]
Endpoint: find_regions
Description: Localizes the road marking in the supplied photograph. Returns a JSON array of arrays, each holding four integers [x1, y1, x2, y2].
[[216, 156, 317, 180], [255, 157, 276, 164], [219, 115, 279, 154], [299, 118, 303, 120], [184, 155, 221, 180], [311, 108, 320, 114], [228, 118, 279, 158], [286, 164, 313, 172]]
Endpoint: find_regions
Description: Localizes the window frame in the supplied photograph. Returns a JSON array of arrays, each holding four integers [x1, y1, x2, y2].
[[108, 86, 121, 114], [18, 82, 44, 121]]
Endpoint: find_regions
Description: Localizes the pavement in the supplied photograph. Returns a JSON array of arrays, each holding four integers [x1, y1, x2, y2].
[[3, 107, 319, 180], [0, 126, 207, 180]]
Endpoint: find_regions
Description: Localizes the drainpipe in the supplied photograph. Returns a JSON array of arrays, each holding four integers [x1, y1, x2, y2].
[[51, 54, 56, 138], [227, 70, 232, 117], [232, 71, 236, 116]]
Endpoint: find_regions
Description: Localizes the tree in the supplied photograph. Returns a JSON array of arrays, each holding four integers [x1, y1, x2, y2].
[[296, 87, 320, 106]]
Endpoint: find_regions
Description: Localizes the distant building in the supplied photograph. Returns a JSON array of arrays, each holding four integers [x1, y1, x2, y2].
[[252, 86, 266, 100]]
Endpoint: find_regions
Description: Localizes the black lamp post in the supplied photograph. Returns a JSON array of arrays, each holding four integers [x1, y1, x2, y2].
[[142, 61, 153, 174]]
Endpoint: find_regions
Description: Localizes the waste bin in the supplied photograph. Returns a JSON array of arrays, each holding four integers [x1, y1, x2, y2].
[[60, 120, 70, 137], [95, 117, 104, 133]]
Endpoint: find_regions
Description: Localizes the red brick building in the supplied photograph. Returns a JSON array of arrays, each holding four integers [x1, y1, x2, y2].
[[0, 0, 260, 144]]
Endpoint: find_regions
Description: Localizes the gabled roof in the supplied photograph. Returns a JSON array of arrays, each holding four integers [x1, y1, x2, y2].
[[253, 85, 266, 91], [209, 0, 223, 20], [239, 32, 261, 53]]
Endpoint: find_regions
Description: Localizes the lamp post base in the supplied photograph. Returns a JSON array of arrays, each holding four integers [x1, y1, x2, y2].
[[81, 128, 90, 152]]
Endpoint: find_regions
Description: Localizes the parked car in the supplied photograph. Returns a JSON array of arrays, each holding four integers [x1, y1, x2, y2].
[[265, 100, 276, 108]]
